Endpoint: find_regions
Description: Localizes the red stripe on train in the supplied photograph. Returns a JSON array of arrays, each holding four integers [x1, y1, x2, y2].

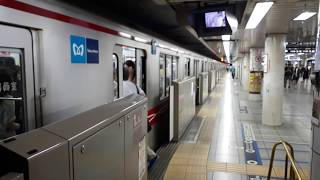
[[147, 99, 169, 125], [0, 0, 118, 36]]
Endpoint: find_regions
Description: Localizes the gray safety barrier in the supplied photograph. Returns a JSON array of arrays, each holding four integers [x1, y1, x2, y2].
[[172, 77, 196, 141], [208, 70, 216, 92], [197, 72, 209, 105], [0, 94, 148, 180]]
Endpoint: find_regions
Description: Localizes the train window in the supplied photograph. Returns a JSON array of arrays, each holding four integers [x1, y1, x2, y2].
[[165, 55, 172, 96], [194, 60, 199, 76], [112, 54, 119, 100], [0, 49, 25, 139], [159, 54, 166, 100], [184, 58, 190, 77], [172, 56, 178, 81]]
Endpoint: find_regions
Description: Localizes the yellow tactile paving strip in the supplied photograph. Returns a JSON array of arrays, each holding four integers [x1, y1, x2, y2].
[[164, 81, 310, 180]]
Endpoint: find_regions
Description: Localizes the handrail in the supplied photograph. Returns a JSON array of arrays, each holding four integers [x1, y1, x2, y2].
[[267, 140, 302, 180]]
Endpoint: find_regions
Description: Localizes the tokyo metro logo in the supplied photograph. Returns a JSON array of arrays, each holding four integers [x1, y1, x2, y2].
[[72, 43, 85, 56], [70, 35, 99, 64]]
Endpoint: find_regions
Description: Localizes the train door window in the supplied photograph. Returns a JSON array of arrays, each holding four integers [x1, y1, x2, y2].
[[122, 46, 147, 95], [0, 49, 25, 139], [194, 60, 199, 76], [184, 58, 190, 78], [172, 56, 178, 81], [202, 61, 205, 72], [112, 54, 119, 100], [159, 54, 166, 100], [136, 49, 147, 93], [165, 55, 172, 96]]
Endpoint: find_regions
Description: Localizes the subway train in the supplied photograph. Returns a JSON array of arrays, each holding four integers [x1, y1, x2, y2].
[[0, 0, 226, 150]]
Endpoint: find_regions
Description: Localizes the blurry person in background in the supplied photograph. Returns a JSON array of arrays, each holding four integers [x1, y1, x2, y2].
[[230, 64, 236, 79]]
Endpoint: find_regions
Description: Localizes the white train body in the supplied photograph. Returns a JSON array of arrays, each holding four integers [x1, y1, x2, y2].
[[0, 0, 224, 148]]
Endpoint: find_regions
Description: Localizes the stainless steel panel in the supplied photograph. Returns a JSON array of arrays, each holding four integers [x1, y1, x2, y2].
[[125, 106, 147, 180], [173, 77, 196, 141], [312, 124, 320, 153], [73, 118, 125, 180], [0, 173, 24, 180], [311, 151, 320, 180], [0, 129, 69, 180], [44, 94, 147, 145], [208, 70, 216, 92], [198, 72, 209, 105]]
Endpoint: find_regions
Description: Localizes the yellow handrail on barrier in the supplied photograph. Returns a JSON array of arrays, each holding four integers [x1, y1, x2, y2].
[[267, 140, 302, 180]]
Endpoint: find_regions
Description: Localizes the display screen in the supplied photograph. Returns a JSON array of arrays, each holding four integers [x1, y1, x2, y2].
[[205, 11, 226, 28]]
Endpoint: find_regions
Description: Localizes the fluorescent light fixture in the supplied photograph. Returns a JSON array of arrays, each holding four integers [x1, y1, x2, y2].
[[169, 47, 178, 52], [178, 50, 185, 54], [245, 2, 273, 29], [223, 41, 230, 63], [158, 43, 168, 48], [119, 32, 132, 39], [294, 12, 317, 21], [134, 36, 148, 43], [222, 35, 231, 41]]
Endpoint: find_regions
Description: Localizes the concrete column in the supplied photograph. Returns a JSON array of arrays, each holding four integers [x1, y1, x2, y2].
[[241, 53, 250, 91], [262, 34, 286, 126], [249, 48, 264, 101], [249, 48, 264, 71]]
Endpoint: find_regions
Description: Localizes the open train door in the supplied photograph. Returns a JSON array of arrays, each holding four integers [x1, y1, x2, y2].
[[113, 45, 147, 99], [0, 24, 37, 140]]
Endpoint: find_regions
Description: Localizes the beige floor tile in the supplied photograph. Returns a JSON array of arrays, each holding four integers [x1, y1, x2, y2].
[[170, 157, 189, 165], [226, 163, 247, 174], [207, 161, 227, 172], [186, 165, 207, 174], [185, 173, 206, 180], [246, 165, 269, 176]]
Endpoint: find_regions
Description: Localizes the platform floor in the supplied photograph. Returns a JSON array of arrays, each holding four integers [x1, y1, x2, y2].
[[163, 73, 312, 180]]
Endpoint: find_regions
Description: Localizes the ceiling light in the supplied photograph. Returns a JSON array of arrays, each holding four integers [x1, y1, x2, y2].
[[169, 47, 178, 52], [245, 2, 274, 29], [223, 41, 230, 63], [158, 43, 168, 48], [134, 36, 148, 43], [119, 32, 132, 39], [222, 35, 231, 41], [293, 12, 317, 21], [178, 50, 185, 54]]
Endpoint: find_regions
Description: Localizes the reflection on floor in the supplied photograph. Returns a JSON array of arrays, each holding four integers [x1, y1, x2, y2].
[[164, 73, 312, 180]]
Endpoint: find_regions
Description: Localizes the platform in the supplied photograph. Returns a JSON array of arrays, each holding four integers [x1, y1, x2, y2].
[[163, 73, 312, 180]]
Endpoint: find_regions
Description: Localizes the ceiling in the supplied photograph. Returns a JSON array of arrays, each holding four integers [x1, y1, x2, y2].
[[60, 0, 318, 62], [235, 0, 318, 60], [60, 0, 225, 60]]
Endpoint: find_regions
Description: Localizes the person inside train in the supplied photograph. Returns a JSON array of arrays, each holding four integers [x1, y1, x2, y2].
[[0, 71, 19, 139], [123, 60, 145, 96], [123, 60, 158, 169]]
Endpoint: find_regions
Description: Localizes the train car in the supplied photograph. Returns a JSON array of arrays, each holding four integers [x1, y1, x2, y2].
[[0, 0, 223, 150]]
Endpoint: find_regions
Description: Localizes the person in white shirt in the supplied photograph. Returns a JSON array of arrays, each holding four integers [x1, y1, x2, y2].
[[123, 60, 158, 168], [123, 60, 145, 96]]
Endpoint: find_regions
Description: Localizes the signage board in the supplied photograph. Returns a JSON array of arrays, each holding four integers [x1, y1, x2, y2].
[[70, 35, 99, 64]]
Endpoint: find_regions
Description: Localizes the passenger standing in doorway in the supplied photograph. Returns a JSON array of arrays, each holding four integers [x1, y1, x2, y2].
[[123, 60, 158, 169], [230, 64, 236, 79], [123, 60, 145, 96]]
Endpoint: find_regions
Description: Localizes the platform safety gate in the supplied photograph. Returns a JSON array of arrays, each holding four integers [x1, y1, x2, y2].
[[0, 94, 148, 180]]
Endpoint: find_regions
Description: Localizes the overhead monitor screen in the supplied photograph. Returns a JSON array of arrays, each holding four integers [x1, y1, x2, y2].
[[205, 11, 226, 28]]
